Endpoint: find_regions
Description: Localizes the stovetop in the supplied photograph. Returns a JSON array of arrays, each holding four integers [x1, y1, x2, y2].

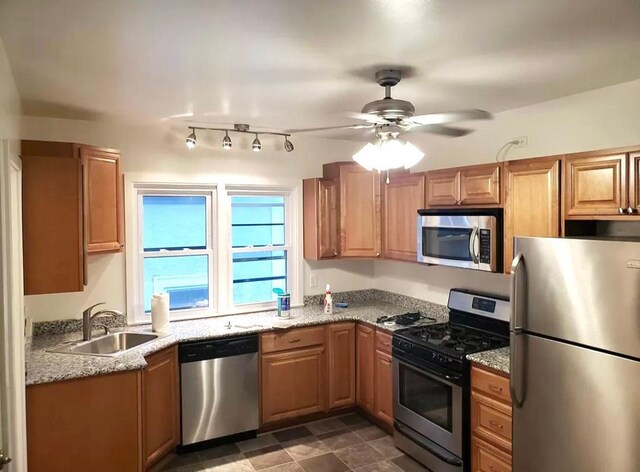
[[395, 321, 508, 358]]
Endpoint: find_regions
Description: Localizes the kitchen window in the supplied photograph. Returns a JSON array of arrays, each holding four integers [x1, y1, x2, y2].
[[128, 185, 216, 322], [228, 192, 292, 310]]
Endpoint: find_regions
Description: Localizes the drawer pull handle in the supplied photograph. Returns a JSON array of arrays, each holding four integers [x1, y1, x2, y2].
[[382, 341, 390, 346], [489, 420, 503, 430], [490, 467, 498, 472], [288, 338, 301, 344], [489, 384, 503, 393]]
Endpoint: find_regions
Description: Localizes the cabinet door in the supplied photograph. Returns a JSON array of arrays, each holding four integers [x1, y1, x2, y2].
[[339, 164, 381, 257], [21, 141, 84, 295], [472, 436, 512, 472], [326, 323, 356, 409], [383, 173, 426, 261], [27, 371, 142, 472], [504, 158, 560, 273], [261, 346, 325, 424], [426, 169, 460, 206], [318, 179, 340, 258], [81, 146, 124, 253], [630, 152, 640, 214], [356, 324, 375, 413], [460, 164, 501, 205], [143, 346, 179, 469], [374, 350, 393, 428], [564, 153, 628, 216]]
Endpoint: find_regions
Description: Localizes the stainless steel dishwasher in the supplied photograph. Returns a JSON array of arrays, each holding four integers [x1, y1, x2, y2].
[[179, 335, 259, 447]]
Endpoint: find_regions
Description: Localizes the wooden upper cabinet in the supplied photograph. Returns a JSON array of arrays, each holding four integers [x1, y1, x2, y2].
[[630, 152, 640, 213], [21, 141, 84, 295], [303, 178, 339, 260], [426, 164, 500, 207], [504, 158, 560, 273], [564, 152, 628, 216], [460, 164, 501, 205], [326, 323, 356, 409], [326, 162, 381, 257], [81, 146, 124, 253], [356, 323, 375, 413], [383, 173, 426, 261], [142, 346, 179, 469], [426, 168, 460, 206]]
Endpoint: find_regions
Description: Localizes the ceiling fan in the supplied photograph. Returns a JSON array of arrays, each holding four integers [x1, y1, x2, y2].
[[285, 69, 492, 139]]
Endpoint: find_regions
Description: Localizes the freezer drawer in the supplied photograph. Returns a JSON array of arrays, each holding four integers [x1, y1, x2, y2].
[[512, 334, 640, 472]]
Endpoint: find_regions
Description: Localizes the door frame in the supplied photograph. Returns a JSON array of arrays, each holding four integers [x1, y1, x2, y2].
[[0, 139, 27, 471]]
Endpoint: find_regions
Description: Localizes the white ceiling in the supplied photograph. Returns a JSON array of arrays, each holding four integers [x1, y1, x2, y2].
[[1, 0, 640, 135]]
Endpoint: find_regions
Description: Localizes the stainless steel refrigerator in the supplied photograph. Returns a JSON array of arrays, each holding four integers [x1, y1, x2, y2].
[[510, 237, 640, 472]]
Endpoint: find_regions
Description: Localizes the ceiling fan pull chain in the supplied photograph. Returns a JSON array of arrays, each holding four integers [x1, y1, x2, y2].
[[386, 170, 390, 184]]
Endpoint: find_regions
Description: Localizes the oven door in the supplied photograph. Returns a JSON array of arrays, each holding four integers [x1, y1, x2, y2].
[[417, 214, 496, 271], [393, 356, 463, 457]]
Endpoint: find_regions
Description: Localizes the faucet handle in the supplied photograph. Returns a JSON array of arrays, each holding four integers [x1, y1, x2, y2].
[[83, 302, 106, 317]]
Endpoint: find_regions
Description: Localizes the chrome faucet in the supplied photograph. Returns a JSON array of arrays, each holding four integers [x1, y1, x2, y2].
[[82, 302, 124, 341]]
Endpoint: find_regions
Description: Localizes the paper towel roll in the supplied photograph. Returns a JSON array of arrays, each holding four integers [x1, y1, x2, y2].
[[151, 292, 170, 334]]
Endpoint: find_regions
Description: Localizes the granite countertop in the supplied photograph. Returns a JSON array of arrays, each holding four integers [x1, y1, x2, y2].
[[27, 301, 449, 386], [466, 347, 510, 375]]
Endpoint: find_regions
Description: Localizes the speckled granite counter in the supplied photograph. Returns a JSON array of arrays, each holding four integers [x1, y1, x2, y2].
[[27, 301, 448, 386], [467, 347, 510, 375]]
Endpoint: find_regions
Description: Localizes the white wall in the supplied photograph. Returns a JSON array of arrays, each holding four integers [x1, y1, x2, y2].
[[21, 117, 374, 321], [0, 36, 20, 141]]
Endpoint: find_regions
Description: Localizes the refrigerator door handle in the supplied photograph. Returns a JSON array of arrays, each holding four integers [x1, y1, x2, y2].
[[510, 252, 525, 332], [510, 252, 526, 408]]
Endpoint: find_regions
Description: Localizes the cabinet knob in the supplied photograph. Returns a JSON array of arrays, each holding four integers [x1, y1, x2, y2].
[[376, 252, 380, 257], [619, 207, 625, 214], [627, 207, 635, 215], [333, 249, 338, 256]]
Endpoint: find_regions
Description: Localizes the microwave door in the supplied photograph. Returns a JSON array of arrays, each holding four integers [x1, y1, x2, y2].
[[419, 215, 480, 269]]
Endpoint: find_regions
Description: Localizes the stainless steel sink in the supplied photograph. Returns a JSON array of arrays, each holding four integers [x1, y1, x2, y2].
[[50, 332, 162, 357]]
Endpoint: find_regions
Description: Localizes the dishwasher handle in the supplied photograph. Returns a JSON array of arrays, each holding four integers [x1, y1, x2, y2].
[[179, 335, 258, 363]]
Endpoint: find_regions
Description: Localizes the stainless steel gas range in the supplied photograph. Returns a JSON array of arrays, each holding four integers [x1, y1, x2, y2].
[[392, 289, 510, 472]]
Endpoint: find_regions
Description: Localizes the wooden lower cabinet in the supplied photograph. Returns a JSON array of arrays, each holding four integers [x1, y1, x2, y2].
[[326, 322, 356, 409], [261, 345, 326, 424], [471, 364, 512, 472], [142, 346, 179, 469], [356, 323, 376, 412], [27, 370, 143, 472], [373, 349, 393, 427]]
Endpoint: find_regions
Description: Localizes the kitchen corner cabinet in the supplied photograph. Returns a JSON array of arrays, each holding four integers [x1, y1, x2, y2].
[[21, 140, 124, 295], [356, 323, 376, 412], [426, 164, 501, 207], [142, 346, 179, 469], [382, 173, 426, 261], [260, 327, 326, 424], [503, 157, 560, 273], [27, 370, 143, 472], [471, 365, 512, 472], [373, 330, 393, 428], [325, 162, 382, 258], [326, 322, 356, 409], [303, 178, 339, 260]]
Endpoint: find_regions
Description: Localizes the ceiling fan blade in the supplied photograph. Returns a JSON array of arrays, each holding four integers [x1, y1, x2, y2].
[[344, 112, 391, 125], [285, 124, 373, 133], [404, 124, 473, 137], [408, 109, 493, 126]]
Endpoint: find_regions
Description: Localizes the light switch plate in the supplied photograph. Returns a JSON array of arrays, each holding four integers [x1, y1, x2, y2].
[[309, 273, 318, 288]]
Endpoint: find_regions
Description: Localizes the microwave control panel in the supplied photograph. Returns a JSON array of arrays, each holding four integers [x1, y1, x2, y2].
[[479, 229, 491, 264]]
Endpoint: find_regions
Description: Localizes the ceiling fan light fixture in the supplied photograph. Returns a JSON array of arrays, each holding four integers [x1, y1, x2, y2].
[[252, 134, 262, 152], [222, 131, 232, 150], [353, 135, 424, 171], [185, 128, 197, 150]]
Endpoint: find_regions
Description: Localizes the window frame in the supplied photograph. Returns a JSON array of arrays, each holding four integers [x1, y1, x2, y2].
[[127, 182, 218, 324], [226, 186, 296, 313]]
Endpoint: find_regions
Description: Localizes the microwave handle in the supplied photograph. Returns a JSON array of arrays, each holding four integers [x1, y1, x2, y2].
[[469, 227, 479, 263]]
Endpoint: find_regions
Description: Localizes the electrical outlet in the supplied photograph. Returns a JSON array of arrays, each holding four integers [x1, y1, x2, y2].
[[309, 273, 318, 288], [512, 136, 528, 148]]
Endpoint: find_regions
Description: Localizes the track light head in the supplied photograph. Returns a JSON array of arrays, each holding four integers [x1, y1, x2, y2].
[[185, 129, 197, 150], [252, 134, 262, 152], [284, 136, 294, 152], [222, 131, 232, 150]]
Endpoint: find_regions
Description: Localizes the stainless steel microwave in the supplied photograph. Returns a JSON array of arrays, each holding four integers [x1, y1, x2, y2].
[[417, 208, 503, 272]]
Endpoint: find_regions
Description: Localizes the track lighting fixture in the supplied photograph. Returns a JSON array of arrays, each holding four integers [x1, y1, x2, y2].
[[185, 128, 197, 150], [284, 136, 294, 152], [222, 131, 232, 150], [184, 124, 292, 153], [252, 134, 262, 152]]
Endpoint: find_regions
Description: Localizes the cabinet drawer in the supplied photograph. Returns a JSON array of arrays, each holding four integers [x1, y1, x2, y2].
[[471, 366, 511, 405], [473, 436, 512, 472], [471, 392, 512, 452], [375, 330, 392, 355], [261, 326, 325, 353]]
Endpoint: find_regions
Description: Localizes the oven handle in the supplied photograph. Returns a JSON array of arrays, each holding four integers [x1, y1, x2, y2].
[[469, 226, 479, 264], [393, 354, 462, 386], [394, 421, 463, 467]]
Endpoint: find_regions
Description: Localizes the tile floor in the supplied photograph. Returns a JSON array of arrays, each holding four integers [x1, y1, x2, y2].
[[162, 413, 429, 472]]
